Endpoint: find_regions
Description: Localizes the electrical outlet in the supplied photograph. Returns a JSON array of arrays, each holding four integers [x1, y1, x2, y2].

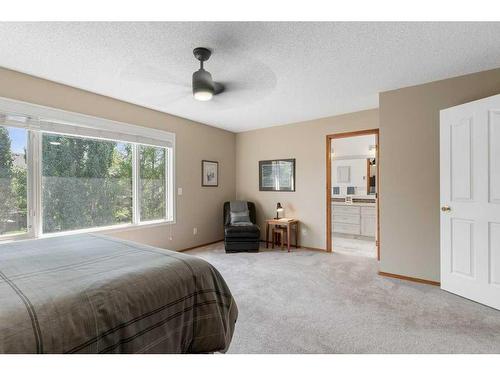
[[193, 227, 197, 235], [301, 228, 307, 235], [177, 187, 183, 196]]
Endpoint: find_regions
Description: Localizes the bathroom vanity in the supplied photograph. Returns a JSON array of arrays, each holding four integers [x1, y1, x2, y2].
[[331, 197, 376, 238]]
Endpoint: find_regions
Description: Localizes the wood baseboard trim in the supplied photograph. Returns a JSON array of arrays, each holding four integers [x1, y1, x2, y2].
[[178, 239, 224, 252], [378, 271, 440, 286], [298, 245, 327, 252]]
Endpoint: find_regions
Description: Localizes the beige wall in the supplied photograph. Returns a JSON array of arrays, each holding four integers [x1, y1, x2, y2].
[[5, 63, 499, 281], [236, 66, 500, 282], [0, 67, 236, 250], [235, 109, 379, 250], [379, 67, 500, 282]]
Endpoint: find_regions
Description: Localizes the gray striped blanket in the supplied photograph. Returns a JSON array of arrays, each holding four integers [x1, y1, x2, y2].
[[0, 234, 237, 353]]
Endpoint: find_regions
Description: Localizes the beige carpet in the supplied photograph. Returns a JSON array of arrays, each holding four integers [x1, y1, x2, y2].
[[186, 242, 500, 353]]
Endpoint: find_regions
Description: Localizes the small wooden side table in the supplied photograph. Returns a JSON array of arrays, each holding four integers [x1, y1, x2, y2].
[[265, 218, 299, 252]]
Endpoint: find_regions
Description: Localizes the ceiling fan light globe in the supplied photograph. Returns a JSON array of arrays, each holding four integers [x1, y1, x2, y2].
[[194, 90, 213, 101]]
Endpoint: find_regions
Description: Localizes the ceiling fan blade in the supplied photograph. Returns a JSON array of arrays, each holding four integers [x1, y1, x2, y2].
[[213, 82, 225, 95], [132, 87, 192, 106], [120, 62, 190, 89]]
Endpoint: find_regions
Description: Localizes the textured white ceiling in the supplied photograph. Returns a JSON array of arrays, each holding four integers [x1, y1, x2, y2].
[[0, 22, 499, 132]]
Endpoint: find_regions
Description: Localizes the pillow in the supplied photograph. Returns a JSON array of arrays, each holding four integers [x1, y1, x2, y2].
[[230, 209, 252, 225]]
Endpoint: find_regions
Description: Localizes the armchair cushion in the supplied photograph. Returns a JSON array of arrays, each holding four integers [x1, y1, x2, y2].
[[224, 224, 260, 239], [229, 200, 252, 225]]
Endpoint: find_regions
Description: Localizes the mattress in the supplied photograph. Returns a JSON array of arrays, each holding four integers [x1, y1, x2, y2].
[[0, 234, 237, 353]]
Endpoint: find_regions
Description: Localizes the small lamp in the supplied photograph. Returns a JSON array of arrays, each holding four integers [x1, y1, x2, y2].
[[275, 202, 284, 219]]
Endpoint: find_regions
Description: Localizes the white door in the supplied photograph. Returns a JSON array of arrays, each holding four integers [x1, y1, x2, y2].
[[440, 93, 500, 310]]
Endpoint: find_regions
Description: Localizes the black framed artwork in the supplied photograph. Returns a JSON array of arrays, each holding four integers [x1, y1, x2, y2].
[[259, 158, 295, 191], [202, 160, 218, 187]]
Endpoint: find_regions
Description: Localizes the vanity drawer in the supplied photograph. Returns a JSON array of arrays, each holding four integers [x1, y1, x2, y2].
[[333, 213, 360, 225], [361, 206, 376, 216], [333, 223, 360, 235], [332, 205, 360, 215]]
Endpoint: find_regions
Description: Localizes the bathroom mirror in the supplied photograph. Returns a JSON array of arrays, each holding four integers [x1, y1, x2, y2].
[[367, 158, 377, 195]]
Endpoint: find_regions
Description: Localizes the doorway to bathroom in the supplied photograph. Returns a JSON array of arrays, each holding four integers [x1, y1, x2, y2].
[[326, 129, 379, 259]]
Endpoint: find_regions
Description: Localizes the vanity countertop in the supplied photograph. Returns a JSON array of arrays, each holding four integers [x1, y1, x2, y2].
[[331, 196, 377, 207], [332, 194, 376, 199]]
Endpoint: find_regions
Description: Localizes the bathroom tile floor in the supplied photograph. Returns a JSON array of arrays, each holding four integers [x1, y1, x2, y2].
[[332, 234, 376, 258]]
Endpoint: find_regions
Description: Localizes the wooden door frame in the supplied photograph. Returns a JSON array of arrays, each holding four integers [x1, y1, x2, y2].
[[326, 129, 380, 260]]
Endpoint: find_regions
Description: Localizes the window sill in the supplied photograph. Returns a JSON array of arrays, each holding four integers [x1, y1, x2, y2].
[[0, 232, 31, 243], [0, 219, 175, 243]]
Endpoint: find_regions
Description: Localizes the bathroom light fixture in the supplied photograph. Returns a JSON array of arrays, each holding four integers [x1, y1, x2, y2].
[[369, 145, 377, 157]]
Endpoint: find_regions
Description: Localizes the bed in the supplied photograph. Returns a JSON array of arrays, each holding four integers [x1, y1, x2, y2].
[[0, 234, 238, 354]]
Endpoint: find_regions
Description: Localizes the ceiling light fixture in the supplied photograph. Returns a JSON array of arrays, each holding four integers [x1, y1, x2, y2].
[[192, 47, 224, 101]]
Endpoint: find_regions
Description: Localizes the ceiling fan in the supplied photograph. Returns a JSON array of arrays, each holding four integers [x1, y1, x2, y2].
[[119, 46, 276, 108], [192, 47, 224, 101]]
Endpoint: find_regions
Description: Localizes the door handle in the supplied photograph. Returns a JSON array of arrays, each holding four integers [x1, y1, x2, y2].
[[441, 205, 451, 212]]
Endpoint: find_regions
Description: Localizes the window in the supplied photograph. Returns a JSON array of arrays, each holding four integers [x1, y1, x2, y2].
[[0, 100, 174, 240], [139, 145, 166, 222], [42, 134, 133, 233], [0, 125, 28, 236]]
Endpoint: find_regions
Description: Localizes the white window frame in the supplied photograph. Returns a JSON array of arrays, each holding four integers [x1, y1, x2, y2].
[[0, 97, 176, 241]]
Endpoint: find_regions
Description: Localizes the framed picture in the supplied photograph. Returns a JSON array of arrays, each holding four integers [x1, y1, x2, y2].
[[202, 160, 218, 187], [259, 158, 295, 191]]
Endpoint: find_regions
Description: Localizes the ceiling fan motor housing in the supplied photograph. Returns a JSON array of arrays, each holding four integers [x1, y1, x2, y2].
[[193, 47, 212, 62], [193, 68, 215, 97]]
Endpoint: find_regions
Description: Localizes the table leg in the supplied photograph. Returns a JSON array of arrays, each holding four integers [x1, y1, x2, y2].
[[295, 222, 299, 248], [287, 223, 291, 252], [266, 223, 269, 248]]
